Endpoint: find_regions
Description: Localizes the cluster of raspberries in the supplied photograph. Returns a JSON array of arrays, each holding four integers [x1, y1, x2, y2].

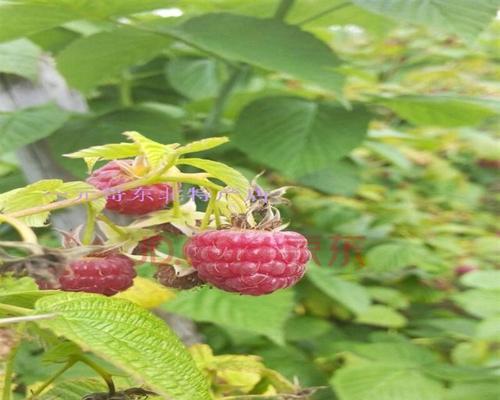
[[49, 160, 310, 296]]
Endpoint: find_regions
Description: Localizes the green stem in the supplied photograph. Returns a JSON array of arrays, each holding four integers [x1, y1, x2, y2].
[[96, 215, 127, 236], [27, 359, 77, 399], [0, 303, 32, 316], [119, 72, 133, 107], [200, 194, 216, 230], [2, 324, 26, 400], [274, 0, 296, 19], [297, 1, 351, 25], [210, 189, 221, 228], [77, 355, 116, 394], [82, 204, 96, 245], [203, 66, 243, 136], [5, 176, 154, 220]]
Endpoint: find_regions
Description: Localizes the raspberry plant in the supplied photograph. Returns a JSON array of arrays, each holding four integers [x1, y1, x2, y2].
[[1, 1, 499, 400], [0, 133, 315, 399]]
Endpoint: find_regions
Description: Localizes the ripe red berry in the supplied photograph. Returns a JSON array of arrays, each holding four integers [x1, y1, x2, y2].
[[87, 160, 172, 215], [58, 254, 136, 296], [184, 230, 310, 296]]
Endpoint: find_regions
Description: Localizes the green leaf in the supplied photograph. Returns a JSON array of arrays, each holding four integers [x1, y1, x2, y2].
[[331, 364, 443, 400], [284, 316, 333, 341], [365, 242, 429, 272], [64, 143, 139, 160], [0, 103, 69, 154], [445, 382, 500, 400], [288, 0, 395, 35], [475, 316, 500, 341], [307, 267, 371, 314], [172, 13, 345, 94], [352, 0, 499, 42], [0, 38, 41, 80], [177, 137, 229, 155], [367, 287, 409, 309], [352, 342, 438, 367], [123, 131, 176, 170], [364, 141, 412, 170], [452, 289, 500, 318], [423, 363, 500, 383], [167, 57, 224, 99], [234, 97, 371, 177], [355, 305, 407, 328], [56, 26, 169, 92], [460, 270, 500, 289], [163, 287, 294, 345], [379, 96, 500, 127], [0, 179, 64, 226], [35, 293, 211, 400], [0, 0, 175, 43], [296, 160, 360, 196], [177, 158, 250, 196], [0, 277, 56, 308]]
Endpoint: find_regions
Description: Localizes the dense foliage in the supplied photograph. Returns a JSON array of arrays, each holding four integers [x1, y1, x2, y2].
[[0, 1, 499, 399]]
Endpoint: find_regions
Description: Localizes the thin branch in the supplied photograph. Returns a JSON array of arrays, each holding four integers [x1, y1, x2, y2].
[[26, 359, 77, 399], [0, 313, 57, 325], [203, 66, 243, 136], [297, 2, 352, 25], [274, 0, 296, 20]]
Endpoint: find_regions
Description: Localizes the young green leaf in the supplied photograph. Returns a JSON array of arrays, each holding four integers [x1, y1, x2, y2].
[[177, 158, 250, 196], [176, 137, 229, 155], [0, 179, 64, 226], [123, 131, 178, 170]]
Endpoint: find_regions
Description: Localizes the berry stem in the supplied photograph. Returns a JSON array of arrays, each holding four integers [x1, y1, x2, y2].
[[77, 354, 116, 394], [97, 215, 127, 236], [200, 194, 216, 230], [210, 189, 221, 228], [82, 204, 96, 245], [26, 358, 77, 399]]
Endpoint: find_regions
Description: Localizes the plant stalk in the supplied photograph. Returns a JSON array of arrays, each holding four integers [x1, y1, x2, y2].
[[274, 0, 296, 19], [1, 324, 26, 400]]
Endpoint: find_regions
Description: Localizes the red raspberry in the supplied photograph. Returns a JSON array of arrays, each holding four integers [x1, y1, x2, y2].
[[134, 235, 163, 255], [184, 230, 310, 296], [455, 265, 477, 276], [58, 254, 136, 296], [87, 160, 172, 215]]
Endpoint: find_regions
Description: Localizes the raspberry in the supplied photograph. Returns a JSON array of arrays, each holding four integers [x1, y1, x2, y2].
[[155, 266, 204, 290], [87, 160, 172, 215], [58, 254, 136, 296], [455, 265, 477, 276], [134, 235, 163, 255], [184, 230, 310, 295]]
